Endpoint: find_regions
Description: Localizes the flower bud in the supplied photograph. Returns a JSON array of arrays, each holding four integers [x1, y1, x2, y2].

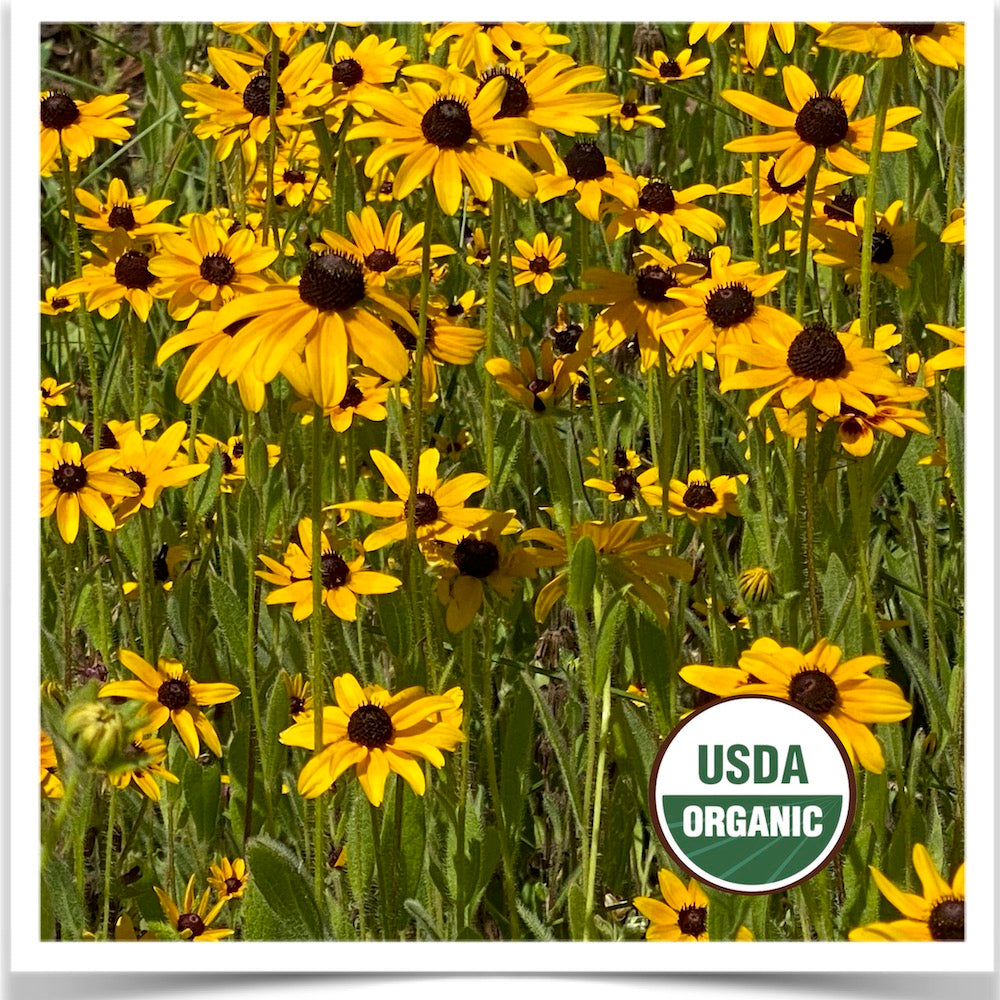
[[64, 701, 131, 770]]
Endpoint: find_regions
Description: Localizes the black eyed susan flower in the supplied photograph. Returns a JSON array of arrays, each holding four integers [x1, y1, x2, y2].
[[722, 66, 920, 186], [739, 23, 796, 69], [509, 233, 566, 295], [256, 517, 401, 622], [283, 360, 389, 432], [668, 469, 743, 522], [813, 198, 924, 289], [98, 650, 241, 758], [923, 324, 965, 374], [40, 377, 72, 419], [111, 422, 210, 524], [40, 440, 139, 543], [719, 157, 848, 226], [40, 731, 63, 799], [108, 731, 179, 801], [71, 177, 177, 255], [849, 844, 964, 941], [631, 48, 710, 84], [465, 226, 491, 268], [680, 637, 912, 773], [315, 209, 453, 286], [426, 22, 570, 74], [208, 857, 249, 901], [815, 23, 964, 69], [312, 33, 410, 119], [149, 214, 279, 320], [833, 384, 930, 457], [283, 673, 312, 720], [346, 77, 539, 216], [486, 330, 593, 414], [719, 322, 904, 419], [279, 673, 464, 805], [633, 869, 711, 941], [39, 89, 132, 176], [122, 544, 191, 600], [606, 175, 724, 245], [738, 566, 777, 603], [337, 448, 511, 551], [430, 513, 560, 632], [610, 89, 665, 132], [584, 449, 662, 507], [940, 203, 965, 248], [253, 141, 330, 211], [57, 247, 163, 322], [534, 135, 637, 222], [187, 433, 280, 493], [366, 166, 398, 203], [155, 874, 233, 941], [40, 287, 80, 316]]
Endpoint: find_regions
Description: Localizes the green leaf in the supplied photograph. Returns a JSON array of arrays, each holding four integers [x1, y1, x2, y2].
[[246, 437, 269, 490], [942, 391, 963, 513], [944, 81, 964, 147], [593, 591, 628, 695], [179, 753, 221, 843], [190, 447, 223, 522], [403, 898, 442, 941], [567, 535, 597, 611], [208, 574, 249, 678], [41, 854, 88, 940], [886, 634, 950, 743], [499, 678, 535, 850], [245, 835, 328, 940]]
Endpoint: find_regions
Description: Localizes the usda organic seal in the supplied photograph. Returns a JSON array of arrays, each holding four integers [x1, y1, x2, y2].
[[649, 695, 856, 894]]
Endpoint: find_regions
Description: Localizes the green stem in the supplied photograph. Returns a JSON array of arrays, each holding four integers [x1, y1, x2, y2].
[[310, 405, 326, 909], [390, 773, 404, 938], [748, 57, 765, 269], [456, 626, 473, 935], [694, 354, 709, 473], [803, 406, 822, 642], [370, 799, 389, 936], [702, 519, 724, 666], [794, 157, 822, 324], [261, 30, 281, 247], [583, 665, 613, 936], [859, 57, 898, 347], [137, 509, 157, 663], [40, 765, 83, 875], [483, 195, 503, 498], [127, 311, 143, 428], [101, 785, 118, 939]]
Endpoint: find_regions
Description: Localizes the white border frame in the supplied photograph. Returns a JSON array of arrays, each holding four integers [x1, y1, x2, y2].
[[7, 0, 995, 975]]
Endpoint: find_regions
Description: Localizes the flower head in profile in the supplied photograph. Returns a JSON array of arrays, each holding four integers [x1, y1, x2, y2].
[[815, 23, 964, 69], [40, 89, 132, 176], [849, 843, 964, 941], [40, 732, 63, 799], [722, 66, 920, 186], [155, 874, 233, 941], [40, 377, 72, 419], [279, 673, 464, 805], [256, 517, 401, 621], [40, 440, 140, 543], [486, 329, 593, 414], [680, 637, 912, 773], [940, 203, 964, 248], [99, 650, 241, 758], [283, 361, 389, 433], [738, 566, 777, 603], [719, 157, 848, 226], [923, 324, 964, 374], [108, 731, 179, 801]]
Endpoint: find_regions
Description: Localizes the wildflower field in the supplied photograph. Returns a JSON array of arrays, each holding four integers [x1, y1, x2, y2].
[[38, 21, 965, 943]]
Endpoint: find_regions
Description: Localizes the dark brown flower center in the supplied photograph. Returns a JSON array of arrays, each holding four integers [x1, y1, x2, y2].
[[421, 98, 473, 149], [242, 73, 286, 117], [927, 897, 964, 940], [879, 23, 935, 36], [677, 904, 707, 937], [82, 423, 118, 449], [108, 204, 138, 231], [339, 381, 364, 409], [574, 378, 591, 402], [331, 57, 364, 86], [289, 695, 306, 716], [687, 248, 711, 267], [365, 248, 398, 272], [409, 491, 440, 527], [870, 228, 894, 265], [788, 669, 839, 715], [320, 551, 350, 590], [52, 461, 88, 494], [477, 67, 530, 119], [392, 321, 418, 351], [786, 324, 847, 380], [766, 163, 806, 195], [639, 180, 677, 214], [283, 168, 306, 185], [114, 250, 157, 290], [453, 536, 501, 578], [157, 678, 191, 711], [124, 469, 147, 490], [445, 301, 465, 317], [346, 703, 394, 749], [824, 191, 857, 221], [683, 481, 717, 509], [529, 256, 551, 274], [263, 50, 290, 74], [613, 446, 629, 468], [636, 264, 678, 302], [232, 441, 244, 458], [50, 296, 71, 309], [199, 252, 236, 286], [153, 544, 170, 583], [658, 58, 682, 79], [620, 101, 639, 118], [564, 141, 608, 182], [795, 94, 849, 148], [298, 252, 366, 311], [224, 876, 243, 895], [612, 471, 639, 500], [527, 377, 551, 412], [551, 322, 582, 355], [41, 91, 80, 130], [379, 179, 394, 195], [177, 912, 205, 937], [704, 282, 755, 327]]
